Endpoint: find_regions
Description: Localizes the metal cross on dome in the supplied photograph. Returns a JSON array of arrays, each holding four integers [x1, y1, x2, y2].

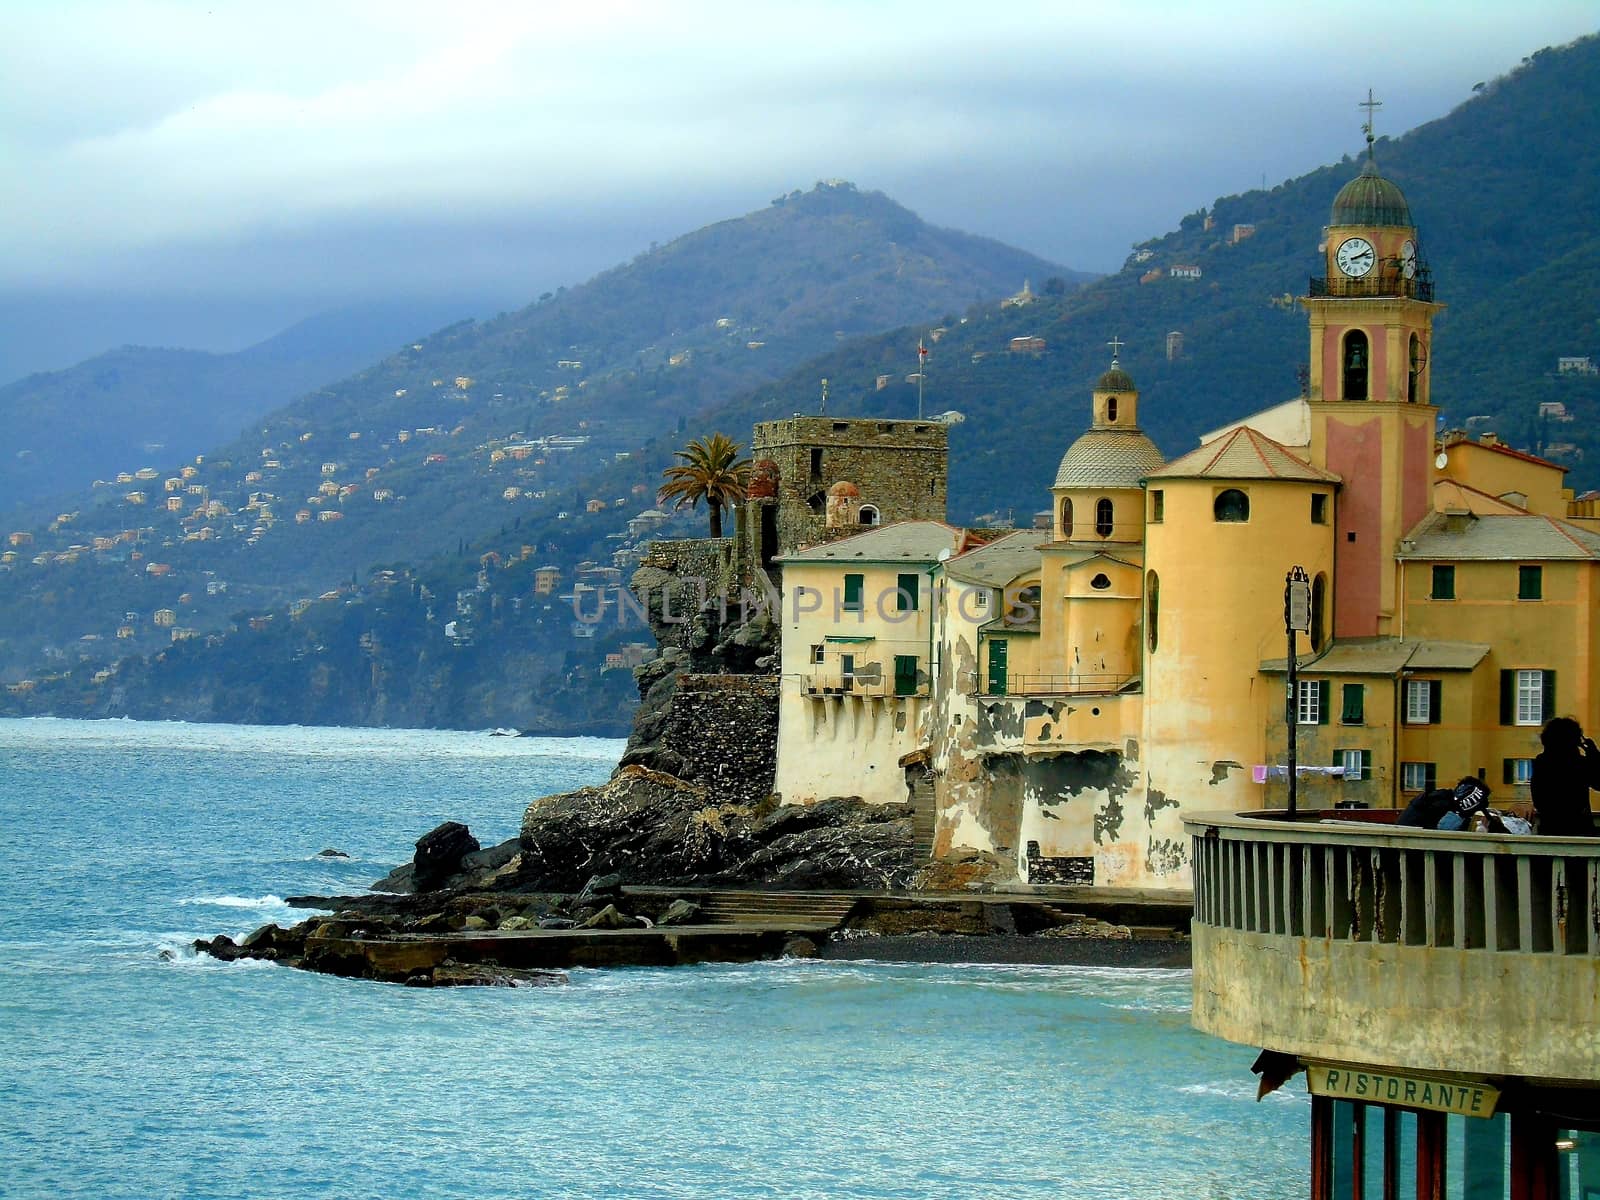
[[1107, 335, 1124, 363], [1359, 88, 1383, 152]]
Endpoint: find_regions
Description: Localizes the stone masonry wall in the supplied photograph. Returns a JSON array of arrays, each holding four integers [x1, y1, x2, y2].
[[752, 416, 949, 553], [665, 673, 780, 806]]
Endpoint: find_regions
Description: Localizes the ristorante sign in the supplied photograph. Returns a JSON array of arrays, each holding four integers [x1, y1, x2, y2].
[[1305, 1061, 1500, 1118]]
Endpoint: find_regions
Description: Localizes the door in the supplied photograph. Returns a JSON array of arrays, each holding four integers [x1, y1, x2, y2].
[[987, 639, 1007, 695]]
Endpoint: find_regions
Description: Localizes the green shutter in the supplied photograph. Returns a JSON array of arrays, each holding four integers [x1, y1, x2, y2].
[[896, 573, 919, 612], [1428, 679, 1442, 725], [1500, 670, 1515, 725], [1543, 670, 1557, 722], [1317, 679, 1330, 725], [843, 573, 863, 611], [987, 639, 1008, 695], [1341, 683, 1365, 724], [1503, 759, 1515, 785], [894, 655, 918, 696], [1361, 751, 1372, 781], [1424, 763, 1437, 792]]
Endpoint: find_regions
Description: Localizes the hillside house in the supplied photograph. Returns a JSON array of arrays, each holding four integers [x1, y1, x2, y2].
[[1139, 268, 1163, 284], [153, 609, 177, 628], [1558, 356, 1597, 375], [1170, 264, 1203, 279], [317, 511, 343, 522], [1008, 336, 1047, 354], [8, 532, 33, 547], [1229, 223, 1256, 244]]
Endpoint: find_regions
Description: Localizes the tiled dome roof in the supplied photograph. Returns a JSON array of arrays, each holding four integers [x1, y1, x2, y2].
[[1054, 429, 1166, 489], [1331, 159, 1412, 227], [1096, 365, 1136, 392]]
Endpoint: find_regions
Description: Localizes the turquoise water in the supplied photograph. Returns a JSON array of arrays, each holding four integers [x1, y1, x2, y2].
[[0, 718, 1309, 1199]]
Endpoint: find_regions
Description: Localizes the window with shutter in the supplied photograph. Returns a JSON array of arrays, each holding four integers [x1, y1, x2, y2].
[[1340, 683, 1365, 725], [842, 573, 863, 612]]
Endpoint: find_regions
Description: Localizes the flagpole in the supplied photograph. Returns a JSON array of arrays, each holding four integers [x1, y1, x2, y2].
[[917, 337, 926, 418]]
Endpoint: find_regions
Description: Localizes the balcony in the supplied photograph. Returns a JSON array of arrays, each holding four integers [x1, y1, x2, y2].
[[1308, 270, 1434, 302], [999, 672, 1138, 697], [801, 673, 926, 699], [1186, 809, 1600, 1083]]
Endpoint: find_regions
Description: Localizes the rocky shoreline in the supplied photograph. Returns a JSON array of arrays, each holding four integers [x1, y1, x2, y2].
[[194, 555, 1190, 985]]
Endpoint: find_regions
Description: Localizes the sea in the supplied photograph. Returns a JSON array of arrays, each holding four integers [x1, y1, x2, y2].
[[0, 717, 1309, 1199]]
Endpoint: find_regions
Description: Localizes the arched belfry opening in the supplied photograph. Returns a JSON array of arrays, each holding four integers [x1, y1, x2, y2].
[[1342, 330, 1369, 401]]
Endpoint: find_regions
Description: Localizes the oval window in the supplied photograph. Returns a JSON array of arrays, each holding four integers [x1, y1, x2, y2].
[[1060, 498, 1073, 539]]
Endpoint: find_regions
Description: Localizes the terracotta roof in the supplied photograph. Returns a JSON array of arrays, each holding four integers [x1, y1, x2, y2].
[[1148, 425, 1338, 483], [1441, 435, 1568, 474], [1054, 429, 1166, 489]]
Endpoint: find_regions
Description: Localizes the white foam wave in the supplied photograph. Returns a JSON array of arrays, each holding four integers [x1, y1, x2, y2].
[[178, 894, 288, 909]]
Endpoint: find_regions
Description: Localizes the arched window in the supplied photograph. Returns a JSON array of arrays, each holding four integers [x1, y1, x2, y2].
[[1106, 396, 1118, 423], [1060, 498, 1073, 539], [858, 504, 880, 526], [1007, 584, 1042, 626], [1408, 334, 1423, 403], [1094, 497, 1114, 537], [1214, 488, 1250, 522], [807, 491, 826, 515], [1311, 573, 1327, 652], [1342, 330, 1369, 401], [1146, 571, 1159, 653], [1090, 573, 1111, 590]]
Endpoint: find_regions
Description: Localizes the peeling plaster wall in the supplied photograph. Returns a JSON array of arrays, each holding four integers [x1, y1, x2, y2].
[[772, 683, 925, 806]]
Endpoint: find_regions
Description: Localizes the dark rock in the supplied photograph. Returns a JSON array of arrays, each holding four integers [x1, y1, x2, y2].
[[369, 863, 416, 894], [412, 821, 481, 891], [239, 923, 306, 958], [157, 948, 176, 962], [656, 899, 701, 926], [461, 915, 491, 931], [579, 903, 635, 929], [573, 872, 623, 909], [429, 961, 569, 988], [193, 935, 242, 962], [782, 936, 819, 958], [317, 848, 350, 858], [538, 916, 576, 930]]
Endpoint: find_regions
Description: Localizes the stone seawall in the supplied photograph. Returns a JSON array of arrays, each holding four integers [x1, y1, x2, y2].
[[666, 673, 780, 805]]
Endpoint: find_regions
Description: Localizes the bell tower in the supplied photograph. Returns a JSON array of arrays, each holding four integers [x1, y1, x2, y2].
[[1302, 92, 1444, 638]]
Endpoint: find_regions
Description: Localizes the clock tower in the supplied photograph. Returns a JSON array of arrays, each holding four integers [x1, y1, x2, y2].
[[1302, 94, 1443, 638]]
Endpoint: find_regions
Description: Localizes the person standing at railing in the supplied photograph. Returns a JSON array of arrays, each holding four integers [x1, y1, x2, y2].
[[1531, 716, 1600, 836]]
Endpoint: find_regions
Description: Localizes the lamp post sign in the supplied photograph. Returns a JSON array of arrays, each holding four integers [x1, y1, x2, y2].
[[1284, 566, 1311, 817]]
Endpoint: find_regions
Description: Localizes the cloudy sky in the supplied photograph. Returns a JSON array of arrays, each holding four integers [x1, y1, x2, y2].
[[2, 1, 1595, 381]]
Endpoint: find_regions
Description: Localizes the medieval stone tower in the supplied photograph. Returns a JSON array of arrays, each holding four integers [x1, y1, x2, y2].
[[734, 415, 949, 581]]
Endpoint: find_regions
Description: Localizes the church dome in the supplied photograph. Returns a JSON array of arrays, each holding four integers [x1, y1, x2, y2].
[[1096, 364, 1136, 392], [827, 480, 860, 498], [1054, 429, 1166, 489], [1331, 160, 1412, 227]]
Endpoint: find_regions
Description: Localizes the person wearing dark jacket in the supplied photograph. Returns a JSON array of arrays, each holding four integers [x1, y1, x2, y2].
[[1531, 716, 1600, 836]]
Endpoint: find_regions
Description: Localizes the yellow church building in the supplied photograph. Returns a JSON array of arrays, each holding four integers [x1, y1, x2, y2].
[[767, 149, 1600, 891]]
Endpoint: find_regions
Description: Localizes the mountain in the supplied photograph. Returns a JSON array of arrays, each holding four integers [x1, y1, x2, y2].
[[9, 31, 1596, 730], [0, 301, 476, 516], [0, 182, 1080, 722], [683, 34, 1600, 522]]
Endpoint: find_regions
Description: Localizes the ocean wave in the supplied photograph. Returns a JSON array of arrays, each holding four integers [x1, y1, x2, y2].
[[177, 894, 289, 910]]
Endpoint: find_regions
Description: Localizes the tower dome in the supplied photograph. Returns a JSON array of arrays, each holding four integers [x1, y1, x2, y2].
[[1096, 363, 1137, 392], [1330, 158, 1412, 228], [1053, 429, 1166, 489]]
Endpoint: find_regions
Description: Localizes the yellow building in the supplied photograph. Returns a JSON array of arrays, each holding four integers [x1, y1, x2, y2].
[[772, 521, 960, 808]]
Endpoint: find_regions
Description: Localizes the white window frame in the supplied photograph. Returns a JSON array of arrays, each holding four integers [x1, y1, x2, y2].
[[1401, 761, 1434, 792], [1515, 669, 1544, 726], [1404, 679, 1432, 724], [1509, 758, 1534, 785], [1295, 679, 1321, 725], [1339, 749, 1366, 782]]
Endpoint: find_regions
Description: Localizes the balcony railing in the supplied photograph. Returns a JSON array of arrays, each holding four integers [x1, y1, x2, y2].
[[1186, 810, 1600, 1081], [801, 674, 926, 699], [1308, 270, 1434, 302], [992, 673, 1138, 696]]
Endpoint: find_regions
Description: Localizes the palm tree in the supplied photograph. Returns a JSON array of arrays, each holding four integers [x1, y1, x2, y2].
[[658, 432, 750, 538]]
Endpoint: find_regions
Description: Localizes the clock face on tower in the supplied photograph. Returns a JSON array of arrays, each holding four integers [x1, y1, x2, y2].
[[1399, 239, 1418, 279], [1336, 236, 1376, 278]]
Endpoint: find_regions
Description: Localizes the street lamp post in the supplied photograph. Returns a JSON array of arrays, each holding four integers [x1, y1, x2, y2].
[[1285, 566, 1312, 817]]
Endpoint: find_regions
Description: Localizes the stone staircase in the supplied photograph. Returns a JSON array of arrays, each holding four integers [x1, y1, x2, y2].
[[694, 891, 859, 931], [909, 777, 937, 860]]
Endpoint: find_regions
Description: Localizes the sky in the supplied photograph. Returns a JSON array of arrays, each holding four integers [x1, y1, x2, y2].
[[1, 0, 1595, 382]]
